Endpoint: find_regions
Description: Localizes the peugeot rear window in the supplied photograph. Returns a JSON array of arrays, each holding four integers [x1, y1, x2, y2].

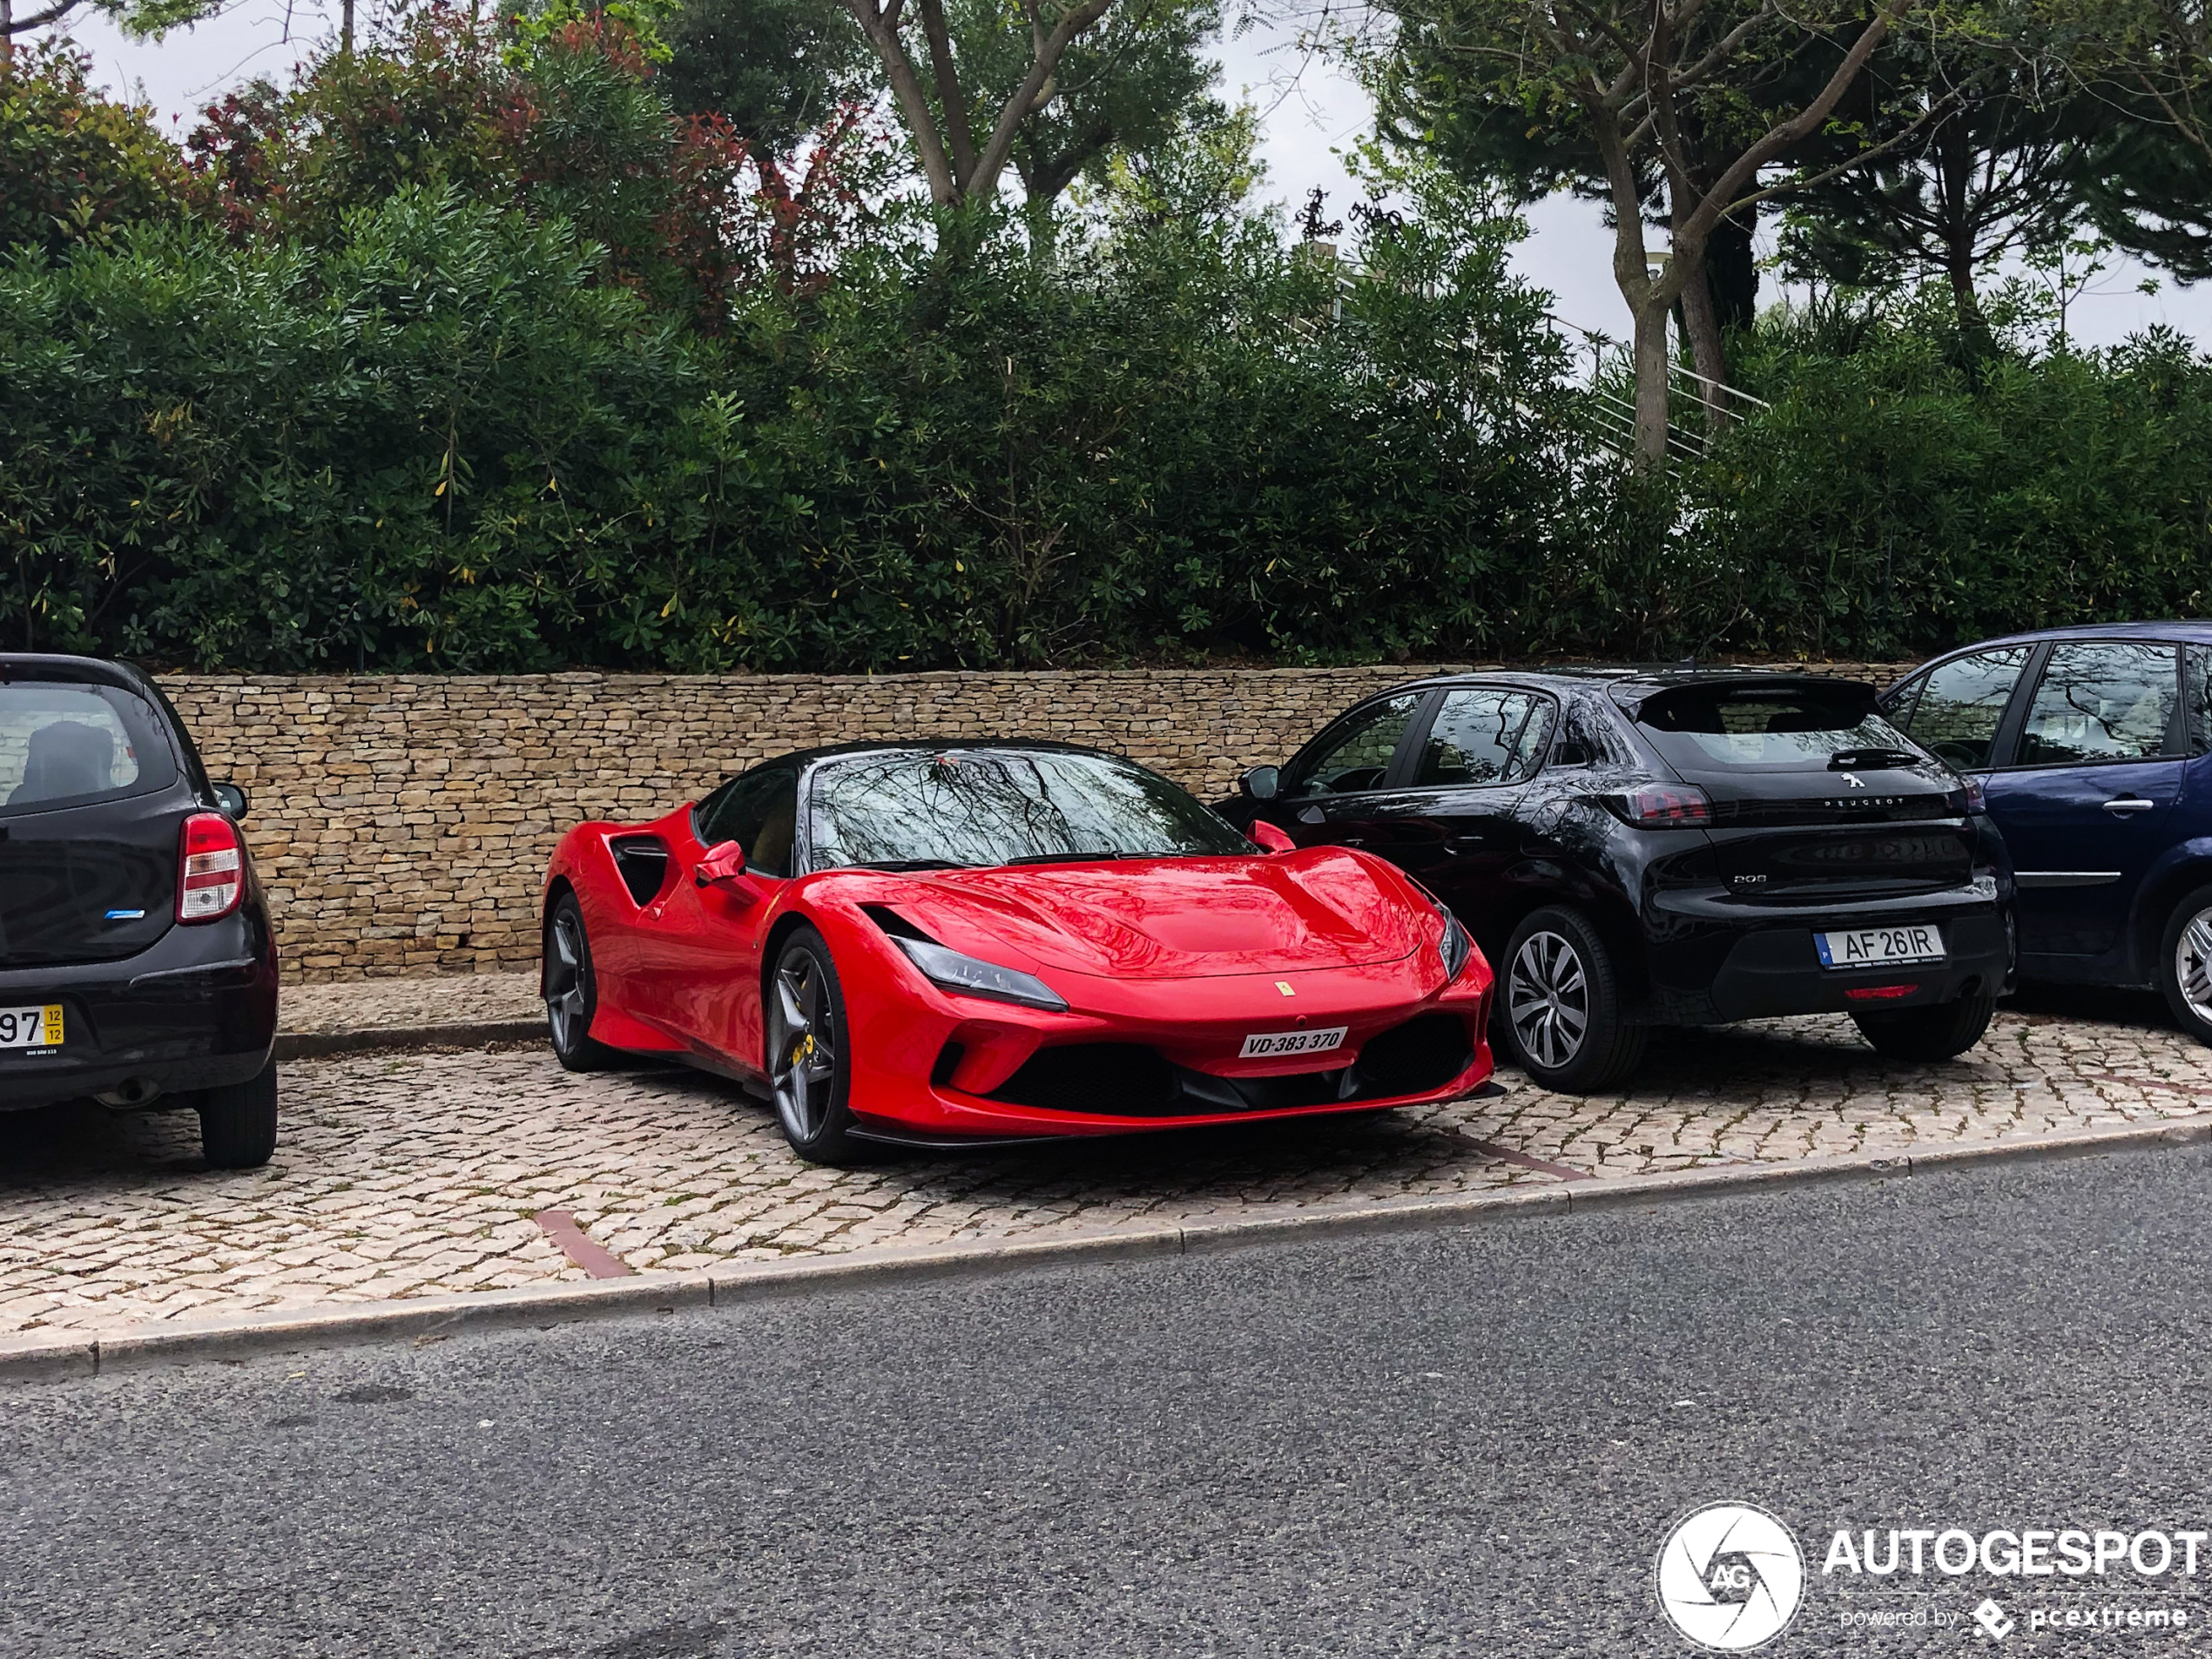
[[0, 681, 178, 815], [1629, 682, 1922, 772]]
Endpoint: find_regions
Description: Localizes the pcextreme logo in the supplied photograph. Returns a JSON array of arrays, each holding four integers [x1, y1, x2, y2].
[[1656, 1501, 1807, 1651]]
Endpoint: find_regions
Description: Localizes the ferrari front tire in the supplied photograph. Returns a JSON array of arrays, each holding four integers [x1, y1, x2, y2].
[[767, 927, 863, 1164], [544, 893, 619, 1072]]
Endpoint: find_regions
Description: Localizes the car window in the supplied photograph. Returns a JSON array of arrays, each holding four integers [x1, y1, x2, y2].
[[1285, 693, 1421, 798], [2016, 642, 2178, 767], [693, 766, 799, 876], [1414, 689, 1554, 786], [808, 749, 1250, 869], [1633, 681, 1912, 772], [0, 681, 176, 815], [2187, 646, 2212, 755], [1895, 648, 2030, 770]]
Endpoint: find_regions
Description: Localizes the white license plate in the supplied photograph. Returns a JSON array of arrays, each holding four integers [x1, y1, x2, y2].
[[1239, 1026, 1348, 1059], [1814, 927, 1945, 970], [0, 1004, 63, 1049]]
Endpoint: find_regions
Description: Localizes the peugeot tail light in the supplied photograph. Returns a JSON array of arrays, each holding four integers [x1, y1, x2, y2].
[[179, 812, 244, 922], [1616, 785, 1713, 828]]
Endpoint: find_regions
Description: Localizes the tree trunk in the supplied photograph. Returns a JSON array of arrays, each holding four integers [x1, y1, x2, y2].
[[341, 0, 354, 53], [1676, 241, 1729, 435], [1705, 207, 1757, 332], [2, 0, 14, 73], [1632, 299, 1674, 470]]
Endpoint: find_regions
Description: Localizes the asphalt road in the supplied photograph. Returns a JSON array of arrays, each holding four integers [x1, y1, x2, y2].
[[8, 1147, 2212, 1657]]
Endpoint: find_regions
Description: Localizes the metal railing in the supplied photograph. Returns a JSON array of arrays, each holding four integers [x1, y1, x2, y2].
[[1294, 247, 1773, 470], [1544, 314, 1770, 469]]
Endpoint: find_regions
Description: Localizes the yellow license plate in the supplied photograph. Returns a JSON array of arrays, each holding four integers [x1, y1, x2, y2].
[[0, 1004, 63, 1049]]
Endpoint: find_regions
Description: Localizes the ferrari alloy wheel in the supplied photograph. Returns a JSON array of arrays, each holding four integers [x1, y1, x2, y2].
[[544, 894, 617, 1071], [1496, 906, 1645, 1094], [767, 927, 862, 1163], [2160, 885, 2212, 1048]]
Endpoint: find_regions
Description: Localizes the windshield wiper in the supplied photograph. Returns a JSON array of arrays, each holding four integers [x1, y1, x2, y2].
[[849, 858, 971, 872], [1006, 850, 1135, 866], [1829, 749, 1921, 771]]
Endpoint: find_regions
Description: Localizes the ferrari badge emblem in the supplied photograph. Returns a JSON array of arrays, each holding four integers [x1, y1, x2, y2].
[[1276, 981, 1295, 996]]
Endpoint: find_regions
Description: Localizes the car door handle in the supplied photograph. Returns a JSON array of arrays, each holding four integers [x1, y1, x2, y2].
[[2103, 798, 2157, 815]]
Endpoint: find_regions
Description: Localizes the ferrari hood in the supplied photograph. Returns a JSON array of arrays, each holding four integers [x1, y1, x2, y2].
[[864, 848, 1428, 981]]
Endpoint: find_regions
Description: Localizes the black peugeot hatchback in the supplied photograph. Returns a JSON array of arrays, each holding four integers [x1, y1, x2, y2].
[[1221, 670, 2014, 1092], [0, 654, 280, 1165]]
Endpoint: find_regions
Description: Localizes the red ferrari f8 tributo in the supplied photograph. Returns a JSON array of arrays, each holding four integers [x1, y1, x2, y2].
[[540, 743, 1494, 1162]]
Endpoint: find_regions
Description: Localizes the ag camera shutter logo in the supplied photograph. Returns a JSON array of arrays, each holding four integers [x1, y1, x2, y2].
[[1656, 1501, 1806, 1650]]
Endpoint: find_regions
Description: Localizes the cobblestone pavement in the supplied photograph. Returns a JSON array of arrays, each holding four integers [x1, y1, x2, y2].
[[280, 972, 543, 1037], [3, 988, 2209, 1338]]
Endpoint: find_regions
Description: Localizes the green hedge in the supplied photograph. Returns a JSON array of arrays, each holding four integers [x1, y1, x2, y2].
[[1, 182, 1617, 671], [4, 192, 2210, 673]]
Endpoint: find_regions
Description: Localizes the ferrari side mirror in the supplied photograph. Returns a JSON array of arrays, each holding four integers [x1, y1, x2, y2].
[[1249, 820, 1295, 854], [695, 840, 750, 888], [1240, 765, 1281, 802]]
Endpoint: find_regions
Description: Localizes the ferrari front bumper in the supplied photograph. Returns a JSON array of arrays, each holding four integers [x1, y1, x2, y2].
[[840, 949, 1495, 1141]]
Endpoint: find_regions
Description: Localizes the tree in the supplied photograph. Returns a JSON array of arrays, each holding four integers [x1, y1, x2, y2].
[[1779, 46, 2090, 347], [1371, 0, 1932, 467], [2053, 0, 2212, 281], [0, 37, 181, 248], [950, 0, 1217, 203], [660, 0, 873, 148], [835, 0, 1125, 206]]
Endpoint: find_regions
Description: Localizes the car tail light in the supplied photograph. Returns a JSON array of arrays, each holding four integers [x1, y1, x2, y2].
[[1616, 785, 1713, 827], [1844, 983, 1919, 1001], [178, 812, 244, 922]]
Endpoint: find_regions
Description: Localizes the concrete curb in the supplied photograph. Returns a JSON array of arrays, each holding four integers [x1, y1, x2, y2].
[[275, 1021, 543, 1061], [8, 1111, 2209, 1382]]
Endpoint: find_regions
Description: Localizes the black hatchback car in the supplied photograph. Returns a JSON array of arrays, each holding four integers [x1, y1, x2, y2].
[[0, 655, 280, 1165], [1220, 670, 2013, 1091]]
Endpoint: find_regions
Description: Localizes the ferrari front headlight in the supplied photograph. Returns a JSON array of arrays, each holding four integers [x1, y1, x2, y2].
[[1439, 908, 1473, 981], [893, 935, 1069, 1012]]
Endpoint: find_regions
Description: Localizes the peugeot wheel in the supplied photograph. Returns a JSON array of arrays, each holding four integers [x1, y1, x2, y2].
[[2160, 883, 2212, 1048], [1496, 906, 1646, 1094], [544, 893, 618, 1071], [766, 927, 862, 1164], [1851, 988, 1995, 1062], [199, 1056, 279, 1169]]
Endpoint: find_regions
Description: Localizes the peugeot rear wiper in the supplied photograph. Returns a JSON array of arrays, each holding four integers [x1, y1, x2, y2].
[[1828, 749, 1921, 771]]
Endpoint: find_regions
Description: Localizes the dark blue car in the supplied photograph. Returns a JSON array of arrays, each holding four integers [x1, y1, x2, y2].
[[1878, 624, 2212, 1041]]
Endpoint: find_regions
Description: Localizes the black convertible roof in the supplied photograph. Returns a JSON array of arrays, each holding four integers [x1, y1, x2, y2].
[[747, 738, 1129, 772]]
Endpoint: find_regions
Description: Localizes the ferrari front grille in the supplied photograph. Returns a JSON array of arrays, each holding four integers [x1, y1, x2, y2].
[[979, 1015, 1476, 1118]]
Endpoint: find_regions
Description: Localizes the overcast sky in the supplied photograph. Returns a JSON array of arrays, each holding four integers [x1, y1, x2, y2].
[[57, 0, 2212, 350]]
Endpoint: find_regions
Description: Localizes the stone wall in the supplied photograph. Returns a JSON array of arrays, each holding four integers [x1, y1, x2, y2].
[[158, 664, 1912, 981]]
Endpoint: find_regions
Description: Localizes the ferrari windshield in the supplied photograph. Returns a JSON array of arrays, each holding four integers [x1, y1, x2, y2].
[[808, 749, 1251, 870]]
